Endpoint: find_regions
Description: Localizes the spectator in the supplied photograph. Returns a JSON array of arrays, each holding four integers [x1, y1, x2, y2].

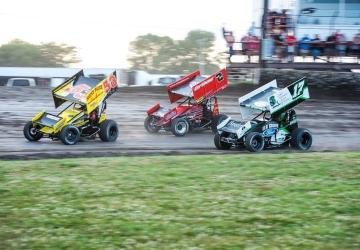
[[298, 34, 311, 57], [311, 34, 322, 60], [241, 33, 260, 62], [352, 31, 360, 56], [222, 27, 235, 56], [325, 32, 337, 61], [248, 22, 256, 36], [273, 29, 286, 61], [286, 31, 296, 62], [335, 31, 347, 57]]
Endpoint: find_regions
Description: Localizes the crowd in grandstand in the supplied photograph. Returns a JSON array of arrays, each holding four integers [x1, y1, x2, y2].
[[223, 28, 360, 62]]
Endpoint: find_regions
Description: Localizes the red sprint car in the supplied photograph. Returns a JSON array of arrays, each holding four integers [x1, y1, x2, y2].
[[144, 68, 228, 136]]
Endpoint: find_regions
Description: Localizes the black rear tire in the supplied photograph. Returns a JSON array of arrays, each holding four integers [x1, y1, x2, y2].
[[171, 118, 189, 137], [211, 114, 228, 133], [290, 128, 312, 150], [59, 125, 80, 145], [99, 119, 119, 142], [144, 116, 160, 133], [214, 133, 232, 150], [23, 121, 42, 141], [245, 132, 265, 152]]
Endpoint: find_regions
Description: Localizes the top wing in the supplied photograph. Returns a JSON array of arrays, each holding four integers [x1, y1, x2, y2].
[[167, 70, 201, 103], [238, 77, 309, 119], [85, 71, 118, 113], [52, 70, 100, 108], [192, 68, 228, 103], [52, 70, 118, 111], [166, 68, 228, 103], [268, 77, 309, 115]]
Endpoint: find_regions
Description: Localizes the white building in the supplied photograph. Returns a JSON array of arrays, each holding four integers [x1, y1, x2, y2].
[[295, 0, 360, 39], [253, 0, 360, 39], [0, 68, 126, 87]]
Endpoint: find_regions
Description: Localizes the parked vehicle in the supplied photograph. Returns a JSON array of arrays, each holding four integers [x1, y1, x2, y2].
[[150, 76, 178, 86], [23, 70, 119, 145], [215, 78, 312, 152], [144, 68, 228, 136], [6, 78, 36, 87]]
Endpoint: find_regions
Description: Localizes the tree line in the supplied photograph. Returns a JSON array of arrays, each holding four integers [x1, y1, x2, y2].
[[128, 30, 220, 74], [0, 39, 79, 67], [0, 30, 220, 74]]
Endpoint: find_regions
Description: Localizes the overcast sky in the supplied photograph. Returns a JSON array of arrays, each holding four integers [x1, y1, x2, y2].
[[1, 0, 257, 68]]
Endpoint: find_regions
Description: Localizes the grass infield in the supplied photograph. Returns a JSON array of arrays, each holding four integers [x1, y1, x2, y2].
[[0, 152, 359, 249]]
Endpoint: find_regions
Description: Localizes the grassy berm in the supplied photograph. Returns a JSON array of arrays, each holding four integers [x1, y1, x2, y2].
[[0, 153, 359, 249]]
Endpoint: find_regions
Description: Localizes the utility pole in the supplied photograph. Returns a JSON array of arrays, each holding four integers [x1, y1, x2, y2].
[[260, 0, 269, 68]]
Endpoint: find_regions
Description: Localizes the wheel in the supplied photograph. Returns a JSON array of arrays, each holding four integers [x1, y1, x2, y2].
[[144, 116, 160, 133], [59, 125, 80, 145], [211, 114, 228, 133], [23, 121, 42, 141], [290, 128, 312, 150], [245, 132, 265, 152], [171, 118, 189, 137], [214, 133, 232, 150], [99, 119, 119, 142]]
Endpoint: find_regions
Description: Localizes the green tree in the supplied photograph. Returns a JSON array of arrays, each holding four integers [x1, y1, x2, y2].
[[128, 34, 175, 73], [128, 30, 219, 74], [0, 39, 80, 67]]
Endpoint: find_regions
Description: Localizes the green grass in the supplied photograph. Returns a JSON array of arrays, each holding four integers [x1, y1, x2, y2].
[[0, 153, 360, 249]]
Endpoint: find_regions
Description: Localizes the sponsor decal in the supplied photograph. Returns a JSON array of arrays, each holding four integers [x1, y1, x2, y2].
[[193, 78, 213, 92], [86, 74, 117, 104], [268, 88, 292, 112], [292, 80, 305, 98], [263, 127, 277, 137], [236, 121, 252, 138], [215, 72, 224, 82], [59, 84, 91, 102], [46, 114, 61, 121]]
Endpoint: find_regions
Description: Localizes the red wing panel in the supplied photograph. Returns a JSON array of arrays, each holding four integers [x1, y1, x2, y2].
[[167, 70, 200, 103], [147, 103, 161, 115], [192, 68, 228, 103]]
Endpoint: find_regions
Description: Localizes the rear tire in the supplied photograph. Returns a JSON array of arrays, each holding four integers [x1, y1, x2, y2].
[[59, 125, 80, 145], [144, 116, 160, 133], [245, 132, 264, 152], [214, 133, 232, 150], [290, 128, 312, 150], [171, 118, 189, 137], [23, 121, 42, 141], [99, 119, 119, 142], [211, 114, 228, 133]]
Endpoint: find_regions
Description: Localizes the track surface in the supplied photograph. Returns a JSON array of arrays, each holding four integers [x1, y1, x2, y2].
[[0, 86, 359, 159]]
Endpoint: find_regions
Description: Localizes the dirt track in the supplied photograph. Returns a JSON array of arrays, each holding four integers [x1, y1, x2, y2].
[[0, 86, 359, 159]]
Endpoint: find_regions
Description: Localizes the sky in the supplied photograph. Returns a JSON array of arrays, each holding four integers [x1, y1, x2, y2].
[[0, 0, 256, 68]]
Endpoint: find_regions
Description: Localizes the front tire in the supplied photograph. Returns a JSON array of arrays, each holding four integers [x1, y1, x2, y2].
[[245, 132, 265, 152], [59, 125, 80, 145], [171, 118, 189, 137], [23, 121, 43, 141], [214, 133, 232, 150], [290, 128, 312, 150], [144, 116, 160, 133], [99, 119, 119, 142], [211, 114, 228, 133]]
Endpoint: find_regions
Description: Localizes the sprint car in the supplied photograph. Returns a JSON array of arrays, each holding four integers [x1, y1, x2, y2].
[[23, 70, 119, 145], [144, 68, 228, 136], [215, 78, 312, 152]]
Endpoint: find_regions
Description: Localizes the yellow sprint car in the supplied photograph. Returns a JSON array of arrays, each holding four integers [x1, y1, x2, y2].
[[23, 70, 119, 145]]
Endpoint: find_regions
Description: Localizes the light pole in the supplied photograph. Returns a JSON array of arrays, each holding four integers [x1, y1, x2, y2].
[[260, 0, 269, 68]]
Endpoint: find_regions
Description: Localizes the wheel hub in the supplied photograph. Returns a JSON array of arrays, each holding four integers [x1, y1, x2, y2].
[[176, 122, 186, 134]]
